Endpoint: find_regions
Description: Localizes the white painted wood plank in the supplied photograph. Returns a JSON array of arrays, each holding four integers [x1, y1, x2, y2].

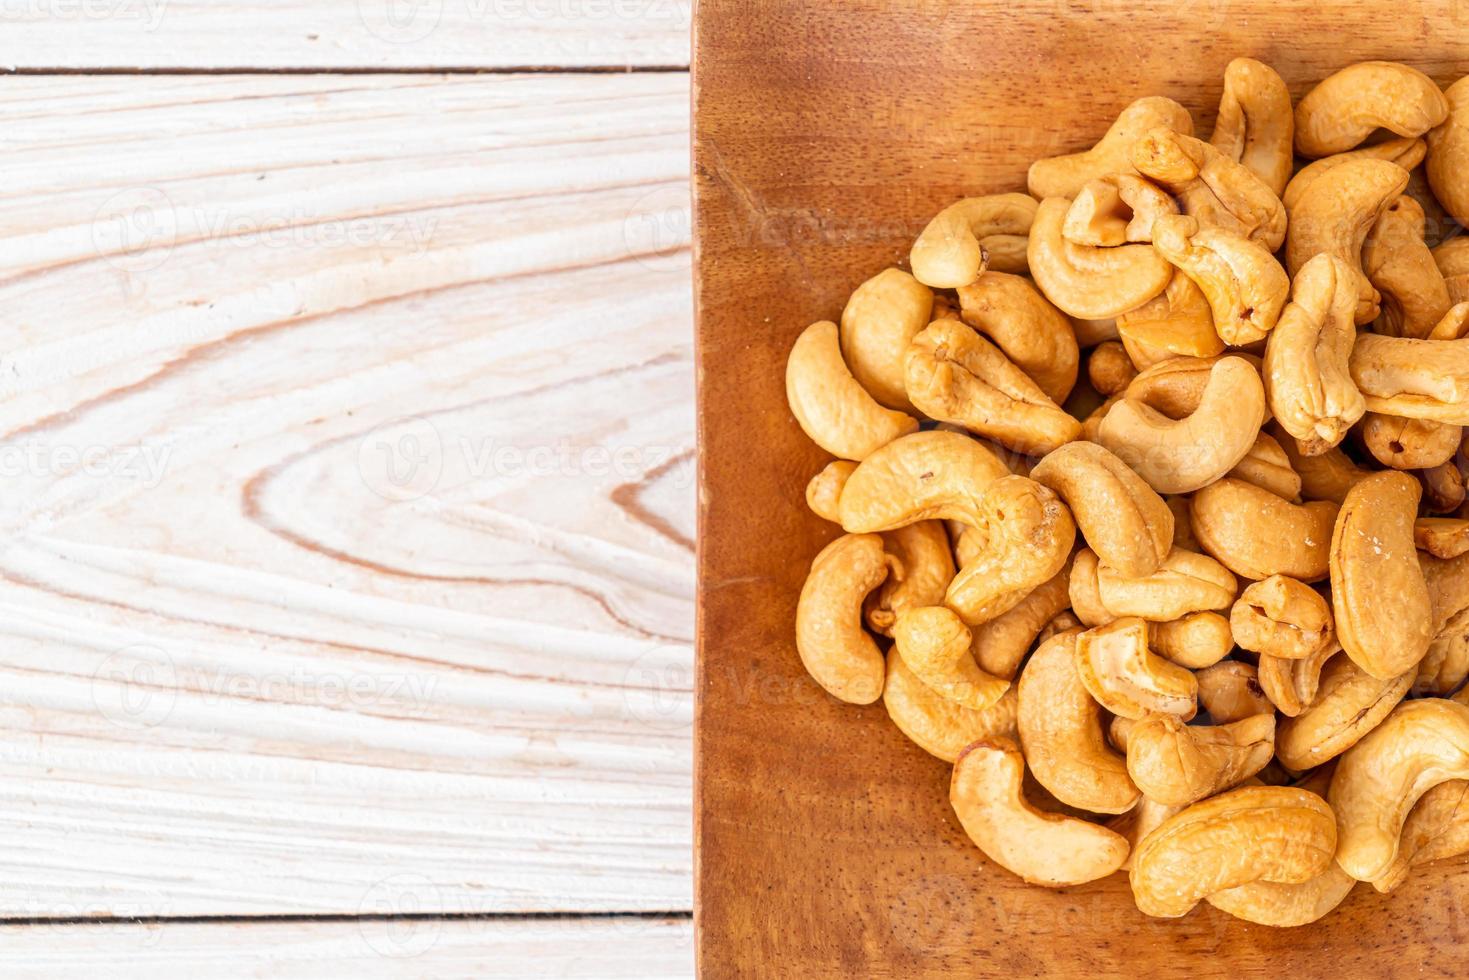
[[0, 916, 693, 978], [0, 1, 691, 69], [0, 73, 695, 915]]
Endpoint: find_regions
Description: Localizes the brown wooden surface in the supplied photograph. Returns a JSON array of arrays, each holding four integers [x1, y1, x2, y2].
[[693, 1, 1469, 975]]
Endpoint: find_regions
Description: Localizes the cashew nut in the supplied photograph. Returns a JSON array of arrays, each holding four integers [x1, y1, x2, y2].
[[956, 271, 1079, 404], [910, 193, 1038, 288], [1018, 629, 1140, 815], [1094, 548, 1238, 622], [838, 429, 1009, 532], [892, 605, 1009, 711], [1259, 640, 1342, 718], [1227, 431, 1302, 501], [1109, 796, 1184, 872], [786, 320, 920, 460], [945, 475, 1074, 625], [1123, 352, 1265, 420], [1129, 785, 1337, 918], [1416, 607, 1469, 696], [866, 521, 954, 636], [1126, 712, 1276, 806], [839, 268, 934, 412], [1152, 214, 1289, 345], [1028, 197, 1174, 320], [1074, 617, 1198, 720], [1230, 574, 1334, 661], [1271, 420, 1374, 503], [1130, 127, 1287, 250], [1361, 414, 1461, 471], [1283, 136, 1425, 210], [1372, 778, 1469, 893], [805, 459, 856, 523], [1416, 517, 1469, 560], [1030, 441, 1173, 577], [1149, 611, 1233, 669], [795, 533, 889, 704], [1062, 173, 1178, 246], [971, 564, 1072, 680], [905, 318, 1082, 455], [1115, 269, 1225, 367], [951, 738, 1130, 887], [1276, 655, 1414, 770], [1210, 57, 1295, 197], [1363, 195, 1453, 340], [1086, 341, 1138, 397], [1262, 253, 1367, 454], [1331, 471, 1433, 679], [1097, 355, 1265, 494], [1191, 477, 1338, 581], [1027, 96, 1194, 200], [1349, 332, 1469, 424], [1422, 458, 1468, 514], [1427, 76, 1469, 227], [1294, 61, 1449, 157], [1196, 662, 1274, 724], [1434, 237, 1469, 305], [1068, 548, 1113, 628], [883, 652, 1018, 763]]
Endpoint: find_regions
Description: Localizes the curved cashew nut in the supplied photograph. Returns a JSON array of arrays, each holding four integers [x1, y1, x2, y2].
[[1067, 548, 1114, 628], [1276, 655, 1414, 770], [1295, 61, 1449, 158], [1330, 698, 1469, 882], [1372, 778, 1469, 894], [1074, 617, 1198, 720], [1210, 57, 1294, 197], [1027, 96, 1194, 199], [1121, 352, 1261, 418], [1428, 77, 1469, 228], [1285, 158, 1410, 325], [1363, 195, 1453, 340], [839, 268, 934, 413], [1270, 420, 1374, 502], [1196, 662, 1274, 724], [805, 459, 856, 523], [1031, 441, 1173, 577], [1027, 197, 1173, 320], [1191, 477, 1338, 581], [1283, 136, 1426, 209], [1093, 548, 1238, 622], [909, 193, 1038, 288], [837, 430, 1009, 533], [1085, 341, 1138, 397], [950, 738, 1130, 886], [1421, 548, 1469, 639], [1332, 471, 1433, 680], [795, 533, 889, 704], [892, 605, 1009, 711], [1018, 630, 1140, 814], [1263, 253, 1367, 454], [1152, 214, 1289, 345], [865, 521, 954, 636], [1097, 356, 1265, 494], [971, 564, 1072, 680], [1129, 785, 1337, 918], [1130, 127, 1287, 250], [1230, 574, 1334, 661], [1115, 270, 1224, 367], [1126, 712, 1275, 806], [1349, 332, 1469, 424], [883, 652, 1017, 763], [945, 475, 1074, 625], [1361, 413, 1461, 470], [1434, 237, 1469, 305], [1423, 459, 1468, 514], [1149, 611, 1233, 669], [786, 320, 919, 460], [905, 319, 1082, 455], [1109, 797, 1184, 872], [1417, 606, 1469, 698], [1417, 518, 1469, 560], [1062, 173, 1178, 246], [1259, 640, 1342, 718], [1228, 432, 1303, 500], [956, 271, 1080, 404]]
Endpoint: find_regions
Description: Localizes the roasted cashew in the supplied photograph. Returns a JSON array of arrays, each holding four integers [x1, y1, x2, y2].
[[1262, 253, 1367, 454], [1422, 548, 1469, 636], [866, 521, 954, 636], [1428, 77, 1469, 226], [1166, 494, 1199, 551], [971, 564, 1072, 680], [1196, 661, 1273, 724], [1349, 332, 1469, 424], [1123, 353, 1264, 421], [1126, 712, 1275, 806], [1230, 574, 1334, 661], [805, 459, 856, 523], [1191, 477, 1338, 581], [945, 475, 1074, 625], [1422, 459, 1468, 514], [1068, 548, 1114, 628], [1086, 341, 1137, 397], [839, 268, 934, 412], [1372, 778, 1469, 893], [1115, 269, 1224, 367], [795, 533, 889, 704], [838, 430, 1008, 532], [956, 271, 1079, 404], [1416, 607, 1469, 696], [1129, 785, 1336, 918], [1276, 655, 1414, 770], [1027, 96, 1194, 200], [910, 193, 1038, 288], [1227, 432, 1302, 500], [786, 320, 919, 460], [1209, 57, 1294, 197], [1330, 698, 1469, 882], [1271, 421, 1374, 503], [1030, 441, 1173, 577], [1062, 174, 1178, 246], [1416, 517, 1469, 560], [1294, 61, 1449, 158], [905, 318, 1082, 454], [1259, 640, 1342, 718], [1028, 197, 1173, 320], [1363, 195, 1454, 340], [1094, 548, 1238, 622], [1285, 158, 1410, 325], [1435, 237, 1469, 305], [883, 652, 1017, 763], [1071, 316, 1121, 348], [1283, 137, 1426, 210], [1018, 629, 1140, 814], [1130, 127, 1287, 250], [1361, 414, 1460, 471], [1109, 797, 1184, 872], [1074, 617, 1197, 720], [892, 605, 1009, 711], [1097, 356, 1265, 494], [951, 738, 1130, 887], [1331, 471, 1433, 680], [1152, 214, 1289, 345], [1149, 611, 1233, 669]]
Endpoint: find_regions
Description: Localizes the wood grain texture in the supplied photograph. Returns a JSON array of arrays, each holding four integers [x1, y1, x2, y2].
[[0, 916, 692, 977], [0, 1, 691, 69], [694, 1, 1469, 976], [0, 72, 694, 916]]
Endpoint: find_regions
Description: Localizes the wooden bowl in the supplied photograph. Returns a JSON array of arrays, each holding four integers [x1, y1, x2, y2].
[[693, 1, 1469, 974]]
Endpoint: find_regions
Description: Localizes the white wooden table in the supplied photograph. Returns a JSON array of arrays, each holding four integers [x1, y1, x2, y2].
[[0, 6, 694, 976]]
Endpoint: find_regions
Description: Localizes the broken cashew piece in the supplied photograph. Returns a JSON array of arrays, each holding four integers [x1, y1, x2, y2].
[[1210, 57, 1294, 197], [1149, 611, 1233, 669], [1073, 617, 1198, 720], [1027, 197, 1173, 320], [786, 320, 919, 460], [1428, 76, 1469, 228], [839, 268, 934, 412], [1230, 574, 1334, 661], [1196, 661, 1273, 724], [1115, 270, 1224, 368], [1126, 712, 1275, 806], [910, 193, 1038, 288], [1131, 126, 1287, 250], [1152, 214, 1288, 346], [1276, 655, 1414, 770], [1030, 441, 1172, 577], [945, 475, 1075, 625], [795, 533, 889, 704], [892, 605, 1008, 711], [1294, 61, 1449, 157], [1062, 173, 1178, 246], [1416, 518, 1469, 560], [951, 738, 1130, 887], [1027, 96, 1195, 200], [957, 272, 1080, 404], [1191, 477, 1338, 582], [866, 521, 954, 636], [837, 430, 1009, 532], [883, 653, 1017, 763]]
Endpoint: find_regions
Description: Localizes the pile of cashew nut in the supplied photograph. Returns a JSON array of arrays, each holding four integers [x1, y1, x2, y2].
[[787, 58, 1469, 925]]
